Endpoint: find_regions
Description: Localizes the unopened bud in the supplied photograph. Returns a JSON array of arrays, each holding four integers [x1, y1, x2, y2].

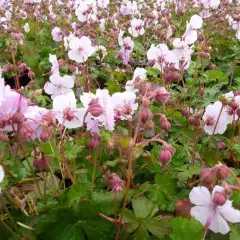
[[155, 87, 169, 103], [140, 105, 152, 124], [213, 192, 226, 206], [200, 168, 216, 185], [216, 165, 229, 180]]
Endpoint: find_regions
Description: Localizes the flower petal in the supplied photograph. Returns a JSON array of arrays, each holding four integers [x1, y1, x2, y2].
[[0, 165, 4, 183], [190, 205, 211, 226], [210, 210, 230, 234], [218, 200, 240, 223], [189, 186, 211, 206]]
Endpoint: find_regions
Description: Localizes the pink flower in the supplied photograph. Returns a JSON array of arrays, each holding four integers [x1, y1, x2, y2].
[[118, 36, 134, 65], [51, 27, 63, 42], [190, 186, 240, 234], [68, 36, 95, 63], [49, 54, 59, 74], [128, 19, 145, 37], [44, 72, 75, 100]]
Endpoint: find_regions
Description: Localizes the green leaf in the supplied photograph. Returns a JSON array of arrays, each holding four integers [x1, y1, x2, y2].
[[59, 183, 89, 205], [205, 69, 228, 83], [230, 224, 240, 240], [155, 173, 177, 197], [170, 217, 204, 240], [144, 215, 172, 239], [147, 67, 160, 78], [232, 143, 240, 161], [132, 196, 159, 220], [134, 225, 150, 240]]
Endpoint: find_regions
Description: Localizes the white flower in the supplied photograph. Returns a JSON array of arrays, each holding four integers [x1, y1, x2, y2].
[[190, 186, 240, 234], [183, 15, 203, 45], [49, 54, 59, 74], [68, 36, 95, 63], [111, 91, 138, 120], [125, 68, 146, 93], [128, 19, 145, 37], [51, 27, 63, 42], [24, 23, 30, 33], [97, 0, 109, 8], [44, 72, 75, 100], [200, 0, 221, 9], [202, 101, 231, 135], [147, 44, 173, 71], [80, 89, 115, 130], [53, 92, 87, 129], [0, 165, 4, 183]]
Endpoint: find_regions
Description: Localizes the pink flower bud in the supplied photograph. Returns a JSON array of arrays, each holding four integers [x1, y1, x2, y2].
[[148, 60, 155, 67], [58, 59, 65, 67], [210, 63, 217, 70], [33, 156, 50, 170], [28, 71, 35, 79], [39, 128, 51, 142], [89, 136, 100, 150], [216, 165, 229, 180], [160, 17, 168, 25], [200, 168, 216, 185], [213, 192, 227, 206], [12, 111, 25, 124], [159, 144, 174, 165], [155, 87, 169, 103], [107, 173, 125, 192], [20, 123, 33, 139], [70, 65, 77, 73], [88, 99, 104, 117], [159, 115, 171, 130], [217, 141, 225, 150], [188, 116, 201, 126], [140, 105, 152, 124], [231, 101, 239, 111]]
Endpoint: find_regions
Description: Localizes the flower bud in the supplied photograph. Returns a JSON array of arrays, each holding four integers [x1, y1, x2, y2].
[[231, 101, 239, 111], [28, 71, 35, 79], [39, 127, 51, 142], [88, 99, 104, 117], [89, 136, 100, 150], [58, 59, 65, 67], [217, 141, 225, 150], [210, 64, 217, 70], [159, 149, 172, 165], [213, 192, 227, 206], [200, 168, 216, 185], [175, 198, 192, 218], [216, 165, 229, 180], [20, 123, 33, 139], [155, 87, 169, 103], [33, 155, 50, 170], [69, 65, 77, 73], [159, 115, 171, 130], [107, 173, 125, 192], [140, 105, 152, 124], [12, 111, 25, 124]]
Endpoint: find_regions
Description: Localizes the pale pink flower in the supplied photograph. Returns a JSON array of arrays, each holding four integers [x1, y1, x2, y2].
[[44, 72, 75, 100], [80, 89, 115, 130], [97, 0, 109, 8], [190, 186, 240, 234], [202, 101, 232, 135], [68, 36, 95, 63], [51, 27, 63, 42], [53, 92, 87, 129], [118, 36, 134, 65], [128, 19, 145, 37], [49, 54, 59, 74], [183, 15, 203, 44], [0, 165, 4, 192], [111, 91, 138, 120], [125, 68, 146, 93], [147, 44, 173, 71]]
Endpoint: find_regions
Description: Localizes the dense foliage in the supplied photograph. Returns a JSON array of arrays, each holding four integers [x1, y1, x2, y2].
[[1, 0, 240, 239]]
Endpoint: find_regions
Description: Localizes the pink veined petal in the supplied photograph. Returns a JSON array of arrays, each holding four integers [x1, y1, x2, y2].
[[190, 205, 212, 226], [62, 75, 75, 88], [44, 82, 57, 95], [209, 210, 230, 234], [218, 200, 240, 223], [189, 186, 211, 206]]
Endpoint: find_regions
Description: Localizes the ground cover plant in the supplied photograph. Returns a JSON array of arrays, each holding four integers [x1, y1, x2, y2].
[[1, 0, 240, 239]]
